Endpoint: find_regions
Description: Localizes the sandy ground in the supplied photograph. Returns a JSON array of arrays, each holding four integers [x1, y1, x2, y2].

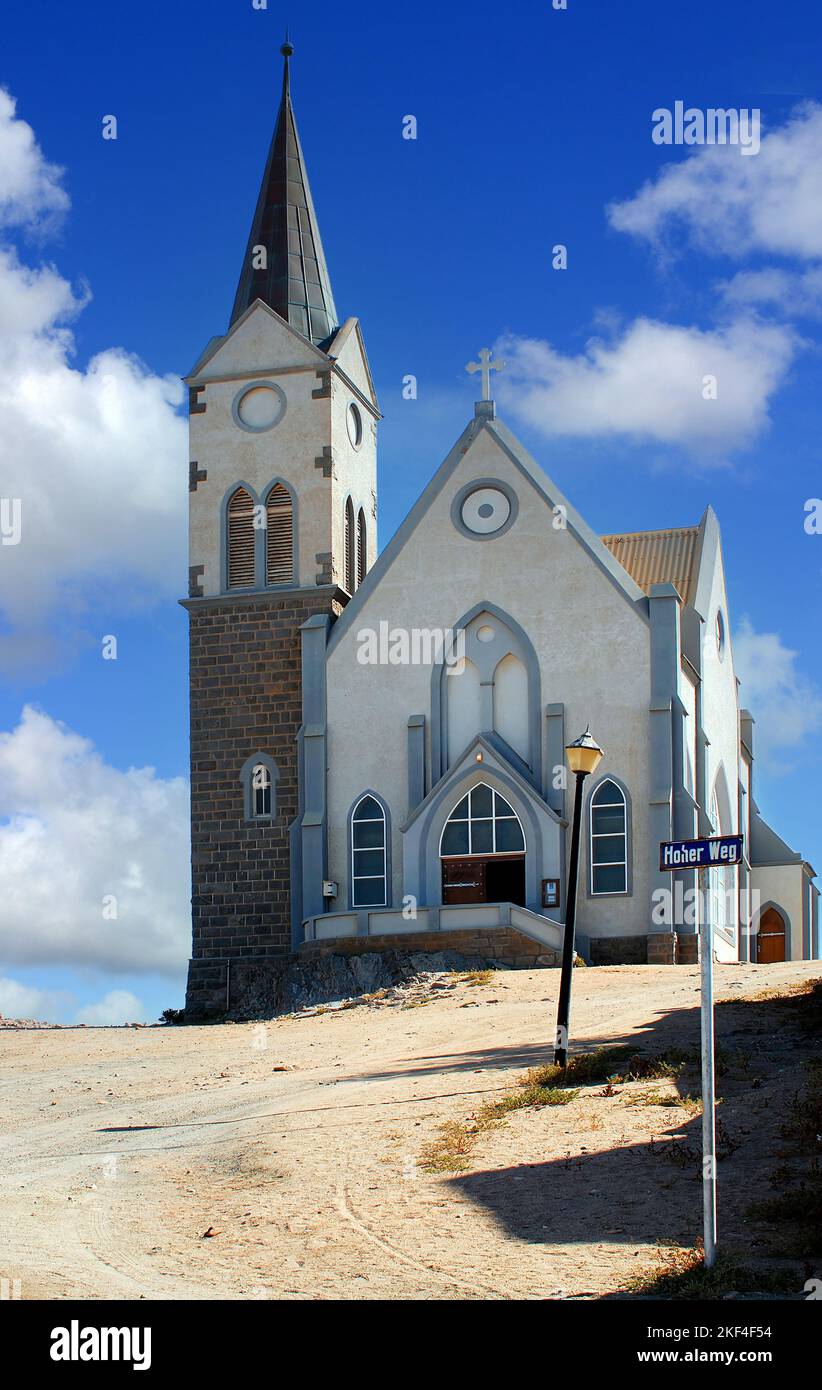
[[0, 960, 818, 1301]]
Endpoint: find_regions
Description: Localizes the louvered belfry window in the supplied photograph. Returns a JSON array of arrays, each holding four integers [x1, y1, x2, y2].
[[357, 509, 367, 588], [227, 487, 256, 588], [266, 483, 293, 584], [344, 498, 355, 594]]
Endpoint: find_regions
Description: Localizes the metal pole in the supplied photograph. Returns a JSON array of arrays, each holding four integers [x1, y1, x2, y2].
[[554, 770, 586, 1067], [699, 867, 717, 1267]]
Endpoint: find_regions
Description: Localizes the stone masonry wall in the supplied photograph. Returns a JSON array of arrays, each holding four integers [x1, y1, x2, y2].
[[184, 588, 343, 1015]]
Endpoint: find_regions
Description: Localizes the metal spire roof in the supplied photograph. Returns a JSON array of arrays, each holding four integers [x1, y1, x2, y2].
[[229, 39, 339, 343]]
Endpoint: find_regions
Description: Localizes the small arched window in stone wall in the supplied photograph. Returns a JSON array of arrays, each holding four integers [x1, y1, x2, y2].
[[357, 508, 367, 588], [241, 753, 279, 822], [266, 483, 293, 584], [344, 498, 355, 594], [227, 486, 256, 589], [251, 764, 272, 817]]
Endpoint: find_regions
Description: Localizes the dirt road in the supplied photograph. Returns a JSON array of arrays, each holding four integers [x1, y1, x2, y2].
[[0, 961, 817, 1300]]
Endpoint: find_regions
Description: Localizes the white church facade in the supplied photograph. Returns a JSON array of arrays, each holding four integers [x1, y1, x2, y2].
[[183, 45, 818, 1016]]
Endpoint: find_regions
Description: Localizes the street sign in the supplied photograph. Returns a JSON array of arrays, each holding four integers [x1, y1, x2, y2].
[[659, 834, 743, 871], [659, 835, 745, 1269]]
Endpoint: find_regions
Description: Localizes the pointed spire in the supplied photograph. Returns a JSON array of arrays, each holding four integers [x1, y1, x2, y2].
[[230, 39, 339, 343]]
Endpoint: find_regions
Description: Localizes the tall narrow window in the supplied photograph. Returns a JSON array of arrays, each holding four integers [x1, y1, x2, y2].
[[357, 508, 367, 588], [351, 795, 387, 906], [251, 764, 272, 818], [227, 487, 256, 589], [590, 779, 628, 894], [266, 483, 293, 584], [344, 498, 355, 594]]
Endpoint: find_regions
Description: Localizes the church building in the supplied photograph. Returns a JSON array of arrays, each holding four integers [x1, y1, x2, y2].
[[183, 45, 819, 1016]]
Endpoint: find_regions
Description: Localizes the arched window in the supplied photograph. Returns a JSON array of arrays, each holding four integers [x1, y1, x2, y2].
[[439, 784, 525, 857], [590, 779, 628, 894], [357, 508, 367, 588], [266, 483, 293, 584], [431, 604, 541, 782], [227, 486, 256, 589], [344, 498, 355, 594], [351, 795, 387, 906], [251, 764, 272, 817], [241, 753, 279, 821]]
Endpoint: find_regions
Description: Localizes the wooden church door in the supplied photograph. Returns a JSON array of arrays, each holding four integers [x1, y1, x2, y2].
[[757, 907, 786, 963]]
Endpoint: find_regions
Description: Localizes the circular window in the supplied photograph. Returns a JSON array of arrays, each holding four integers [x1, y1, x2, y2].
[[461, 486, 511, 535], [347, 402, 363, 448], [716, 609, 725, 657], [476, 624, 496, 643], [232, 381, 286, 433]]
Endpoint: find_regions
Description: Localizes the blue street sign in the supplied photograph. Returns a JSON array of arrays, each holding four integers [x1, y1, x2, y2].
[[659, 834, 744, 871]]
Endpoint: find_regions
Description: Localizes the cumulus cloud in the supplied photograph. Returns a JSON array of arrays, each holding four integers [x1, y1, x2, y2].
[[495, 317, 797, 455], [0, 975, 71, 1021], [0, 90, 186, 673], [0, 88, 68, 231], [608, 102, 822, 260], [0, 707, 189, 974], [75, 989, 145, 1026], [718, 265, 822, 318], [734, 617, 822, 765]]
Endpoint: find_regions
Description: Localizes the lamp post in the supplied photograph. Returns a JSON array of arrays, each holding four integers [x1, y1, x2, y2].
[[554, 727, 604, 1067]]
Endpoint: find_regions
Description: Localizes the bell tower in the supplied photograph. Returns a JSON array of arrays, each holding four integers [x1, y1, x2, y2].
[[183, 42, 379, 1017]]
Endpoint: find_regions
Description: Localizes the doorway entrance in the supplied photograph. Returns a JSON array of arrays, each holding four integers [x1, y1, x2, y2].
[[756, 906, 787, 963], [439, 783, 527, 907], [441, 855, 526, 906]]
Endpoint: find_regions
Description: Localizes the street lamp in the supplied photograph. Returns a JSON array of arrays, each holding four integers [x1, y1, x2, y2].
[[554, 726, 604, 1067]]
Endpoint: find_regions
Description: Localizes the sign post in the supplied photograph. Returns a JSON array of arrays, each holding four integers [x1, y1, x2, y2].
[[659, 835, 743, 1269], [698, 865, 717, 1268]]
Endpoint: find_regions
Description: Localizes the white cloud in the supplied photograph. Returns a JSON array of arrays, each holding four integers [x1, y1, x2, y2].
[[0, 90, 186, 673], [0, 89, 68, 232], [495, 317, 797, 454], [0, 707, 189, 974], [0, 975, 70, 1021], [608, 102, 822, 261], [75, 989, 145, 1026], [718, 265, 822, 317], [734, 617, 822, 764]]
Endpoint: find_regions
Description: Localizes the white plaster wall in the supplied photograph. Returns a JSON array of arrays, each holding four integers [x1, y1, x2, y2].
[[701, 539, 742, 838], [699, 534, 743, 955], [750, 864, 806, 959], [188, 304, 376, 593], [325, 423, 653, 938]]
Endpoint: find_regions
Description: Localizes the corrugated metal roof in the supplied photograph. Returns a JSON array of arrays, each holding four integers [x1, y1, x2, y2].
[[600, 526, 699, 605]]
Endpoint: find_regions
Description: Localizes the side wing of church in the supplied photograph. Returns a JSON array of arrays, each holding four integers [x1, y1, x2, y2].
[[182, 46, 819, 1017]]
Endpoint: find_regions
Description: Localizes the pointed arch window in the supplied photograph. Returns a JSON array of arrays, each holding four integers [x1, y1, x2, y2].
[[241, 753, 279, 822], [227, 487, 256, 589], [251, 764, 272, 817], [357, 508, 367, 588], [590, 779, 628, 895], [351, 795, 387, 906], [439, 784, 525, 858], [266, 482, 294, 584], [344, 498, 355, 594]]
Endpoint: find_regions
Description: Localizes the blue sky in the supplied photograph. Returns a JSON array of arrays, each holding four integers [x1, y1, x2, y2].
[[1, 0, 821, 1022]]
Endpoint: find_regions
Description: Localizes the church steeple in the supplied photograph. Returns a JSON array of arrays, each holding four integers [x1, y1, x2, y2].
[[229, 39, 339, 343]]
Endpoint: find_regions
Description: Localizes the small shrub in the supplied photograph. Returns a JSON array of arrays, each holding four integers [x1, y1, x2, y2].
[[480, 1085, 579, 1120], [160, 1007, 185, 1025]]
